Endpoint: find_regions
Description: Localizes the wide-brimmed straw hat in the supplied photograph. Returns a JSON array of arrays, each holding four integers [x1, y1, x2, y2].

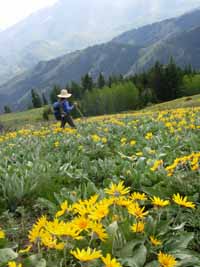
[[57, 89, 72, 98]]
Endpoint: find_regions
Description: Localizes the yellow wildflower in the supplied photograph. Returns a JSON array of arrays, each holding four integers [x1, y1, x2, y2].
[[72, 194, 99, 216], [136, 151, 143, 156], [89, 222, 108, 241], [104, 181, 130, 197], [130, 140, 136, 146], [89, 203, 110, 221], [120, 137, 127, 144], [8, 262, 22, 267], [145, 132, 153, 140], [128, 202, 148, 218], [150, 160, 163, 172], [150, 196, 170, 207], [55, 242, 65, 250], [150, 236, 162, 246], [55, 200, 72, 218], [28, 216, 47, 243], [172, 193, 195, 209], [0, 228, 5, 239], [72, 216, 90, 231], [70, 247, 102, 262], [54, 141, 59, 147], [101, 254, 122, 267], [19, 245, 32, 254], [102, 137, 107, 143], [91, 134, 101, 142], [158, 251, 177, 267], [131, 221, 145, 233], [130, 192, 147, 201]]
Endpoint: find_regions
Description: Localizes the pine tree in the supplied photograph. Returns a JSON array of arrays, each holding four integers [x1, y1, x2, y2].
[[70, 81, 83, 99], [81, 73, 94, 92], [97, 73, 106, 89], [4, 105, 12, 113], [108, 76, 113, 88], [150, 61, 165, 101], [50, 85, 60, 103], [31, 89, 42, 108], [163, 57, 183, 100], [42, 93, 48, 105]]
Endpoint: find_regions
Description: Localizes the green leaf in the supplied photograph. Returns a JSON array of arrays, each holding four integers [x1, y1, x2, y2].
[[167, 232, 194, 251], [117, 238, 145, 258], [25, 254, 46, 267], [35, 259, 46, 267], [132, 245, 147, 266], [173, 249, 200, 267], [144, 261, 159, 267], [120, 244, 147, 267], [107, 221, 118, 237], [0, 248, 18, 264]]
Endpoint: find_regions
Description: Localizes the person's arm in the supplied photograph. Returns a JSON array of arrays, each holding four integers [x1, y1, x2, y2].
[[63, 101, 74, 113]]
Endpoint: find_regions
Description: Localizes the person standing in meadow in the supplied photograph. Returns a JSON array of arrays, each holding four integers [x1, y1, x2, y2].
[[53, 89, 76, 128]]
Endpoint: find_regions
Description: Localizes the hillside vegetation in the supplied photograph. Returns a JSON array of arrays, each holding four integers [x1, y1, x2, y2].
[[0, 104, 200, 266], [1, 93, 200, 129]]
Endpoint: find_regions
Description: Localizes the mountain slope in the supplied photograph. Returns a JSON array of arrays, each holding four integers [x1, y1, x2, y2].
[[112, 8, 200, 47], [126, 26, 200, 75], [0, 43, 141, 110], [1, 1, 200, 85], [1, 8, 200, 111]]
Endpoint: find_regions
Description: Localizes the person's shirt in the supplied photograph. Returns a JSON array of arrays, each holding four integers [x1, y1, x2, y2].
[[61, 99, 74, 114]]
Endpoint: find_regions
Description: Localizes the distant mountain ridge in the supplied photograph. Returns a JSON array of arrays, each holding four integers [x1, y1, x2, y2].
[[1, 0, 200, 86], [0, 8, 200, 111]]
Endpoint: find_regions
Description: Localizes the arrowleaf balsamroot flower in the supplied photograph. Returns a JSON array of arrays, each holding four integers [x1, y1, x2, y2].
[[130, 192, 147, 201], [128, 202, 148, 218], [28, 216, 47, 243], [172, 193, 195, 209], [104, 181, 130, 197], [150, 236, 162, 246], [55, 200, 72, 218], [0, 228, 5, 239], [70, 247, 102, 262], [101, 253, 122, 267], [158, 251, 177, 267], [151, 196, 170, 207], [8, 262, 22, 267], [89, 222, 108, 241], [19, 245, 32, 254], [131, 221, 145, 233], [71, 216, 91, 231]]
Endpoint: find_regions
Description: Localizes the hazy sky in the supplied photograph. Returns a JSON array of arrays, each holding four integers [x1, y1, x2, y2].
[[0, 0, 57, 29], [0, 0, 200, 30]]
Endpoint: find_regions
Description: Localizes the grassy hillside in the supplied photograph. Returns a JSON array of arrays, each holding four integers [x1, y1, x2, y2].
[[1, 94, 200, 129], [0, 102, 200, 265]]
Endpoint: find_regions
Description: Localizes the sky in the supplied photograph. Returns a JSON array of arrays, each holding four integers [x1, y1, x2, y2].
[[0, 0, 200, 30], [0, 0, 57, 29]]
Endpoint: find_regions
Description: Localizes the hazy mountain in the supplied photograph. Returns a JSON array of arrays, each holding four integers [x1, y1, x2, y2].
[[113, 8, 200, 47], [0, 43, 141, 110], [126, 26, 200, 76], [1, 0, 200, 86], [0, 8, 200, 111]]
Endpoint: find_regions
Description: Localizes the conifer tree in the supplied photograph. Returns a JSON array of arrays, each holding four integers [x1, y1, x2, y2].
[[50, 85, 60, 103], [42, 93, 48, 105], [4, 105, 12, 113], [97, 73, 106, 88], [81, 73, 94, 91], [31, 89, 42, 108]]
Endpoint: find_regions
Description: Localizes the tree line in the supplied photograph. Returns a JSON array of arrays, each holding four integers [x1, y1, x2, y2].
[[3, 58, 200, 116]]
